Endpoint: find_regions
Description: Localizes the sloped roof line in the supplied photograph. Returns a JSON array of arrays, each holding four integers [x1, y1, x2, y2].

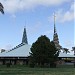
[[6, 43, 26, 53], [58, 52, 75, 57]]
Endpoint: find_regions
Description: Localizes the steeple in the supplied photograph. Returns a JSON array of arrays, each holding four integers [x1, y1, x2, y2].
[[54, 22, 57, 34], [22, 27, 28, 44], [54, 12, 56, 34], [53, 13, 61, 50]]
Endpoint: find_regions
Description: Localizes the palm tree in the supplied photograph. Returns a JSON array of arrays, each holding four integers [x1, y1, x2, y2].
[[0, 2, 4, 14], [71, 47, 75, 55], [62, 48, 70, 54]]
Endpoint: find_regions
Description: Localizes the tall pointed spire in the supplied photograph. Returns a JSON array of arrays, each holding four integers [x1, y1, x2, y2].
[[54, 12, 56, 34], [53, 12, 61, 50], [22, 27, 28, 44]]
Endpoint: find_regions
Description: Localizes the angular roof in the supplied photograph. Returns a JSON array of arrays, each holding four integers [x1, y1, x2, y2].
[[0, 43, 74, 58], [0, 43, 31, 57], [59, 52, 75, 57]]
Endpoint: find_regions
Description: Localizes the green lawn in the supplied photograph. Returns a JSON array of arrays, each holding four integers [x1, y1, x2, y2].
[[0, 65, 75, 75]]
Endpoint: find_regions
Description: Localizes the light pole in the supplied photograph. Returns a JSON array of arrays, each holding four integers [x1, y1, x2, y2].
[[72, 47, 75, 68]]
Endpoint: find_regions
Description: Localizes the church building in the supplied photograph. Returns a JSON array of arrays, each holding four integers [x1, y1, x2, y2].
[[0, 14, 74, 65]]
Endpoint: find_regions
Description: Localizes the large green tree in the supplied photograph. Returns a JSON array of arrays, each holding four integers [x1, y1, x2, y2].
[[29, 35, 59, 67]]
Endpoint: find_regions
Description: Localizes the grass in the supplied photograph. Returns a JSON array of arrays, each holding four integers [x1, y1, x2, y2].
[[0, 65, 75, 75]]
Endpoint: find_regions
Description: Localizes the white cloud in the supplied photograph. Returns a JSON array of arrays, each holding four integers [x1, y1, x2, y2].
[[48, 2, 74, 23], [0, 0, 71, 13]]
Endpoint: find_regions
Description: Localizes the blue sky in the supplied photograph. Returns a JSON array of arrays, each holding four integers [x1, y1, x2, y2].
[[0, 0, 74, 52]]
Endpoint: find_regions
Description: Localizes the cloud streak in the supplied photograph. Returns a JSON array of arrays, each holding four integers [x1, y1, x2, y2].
[[56, 2, 74, 23], [48, 2, 74, 23], [0, 0, 71, 13]]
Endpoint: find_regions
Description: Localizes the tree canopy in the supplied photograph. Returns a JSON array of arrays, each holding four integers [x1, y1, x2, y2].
[[29, 35, 59, 67]]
